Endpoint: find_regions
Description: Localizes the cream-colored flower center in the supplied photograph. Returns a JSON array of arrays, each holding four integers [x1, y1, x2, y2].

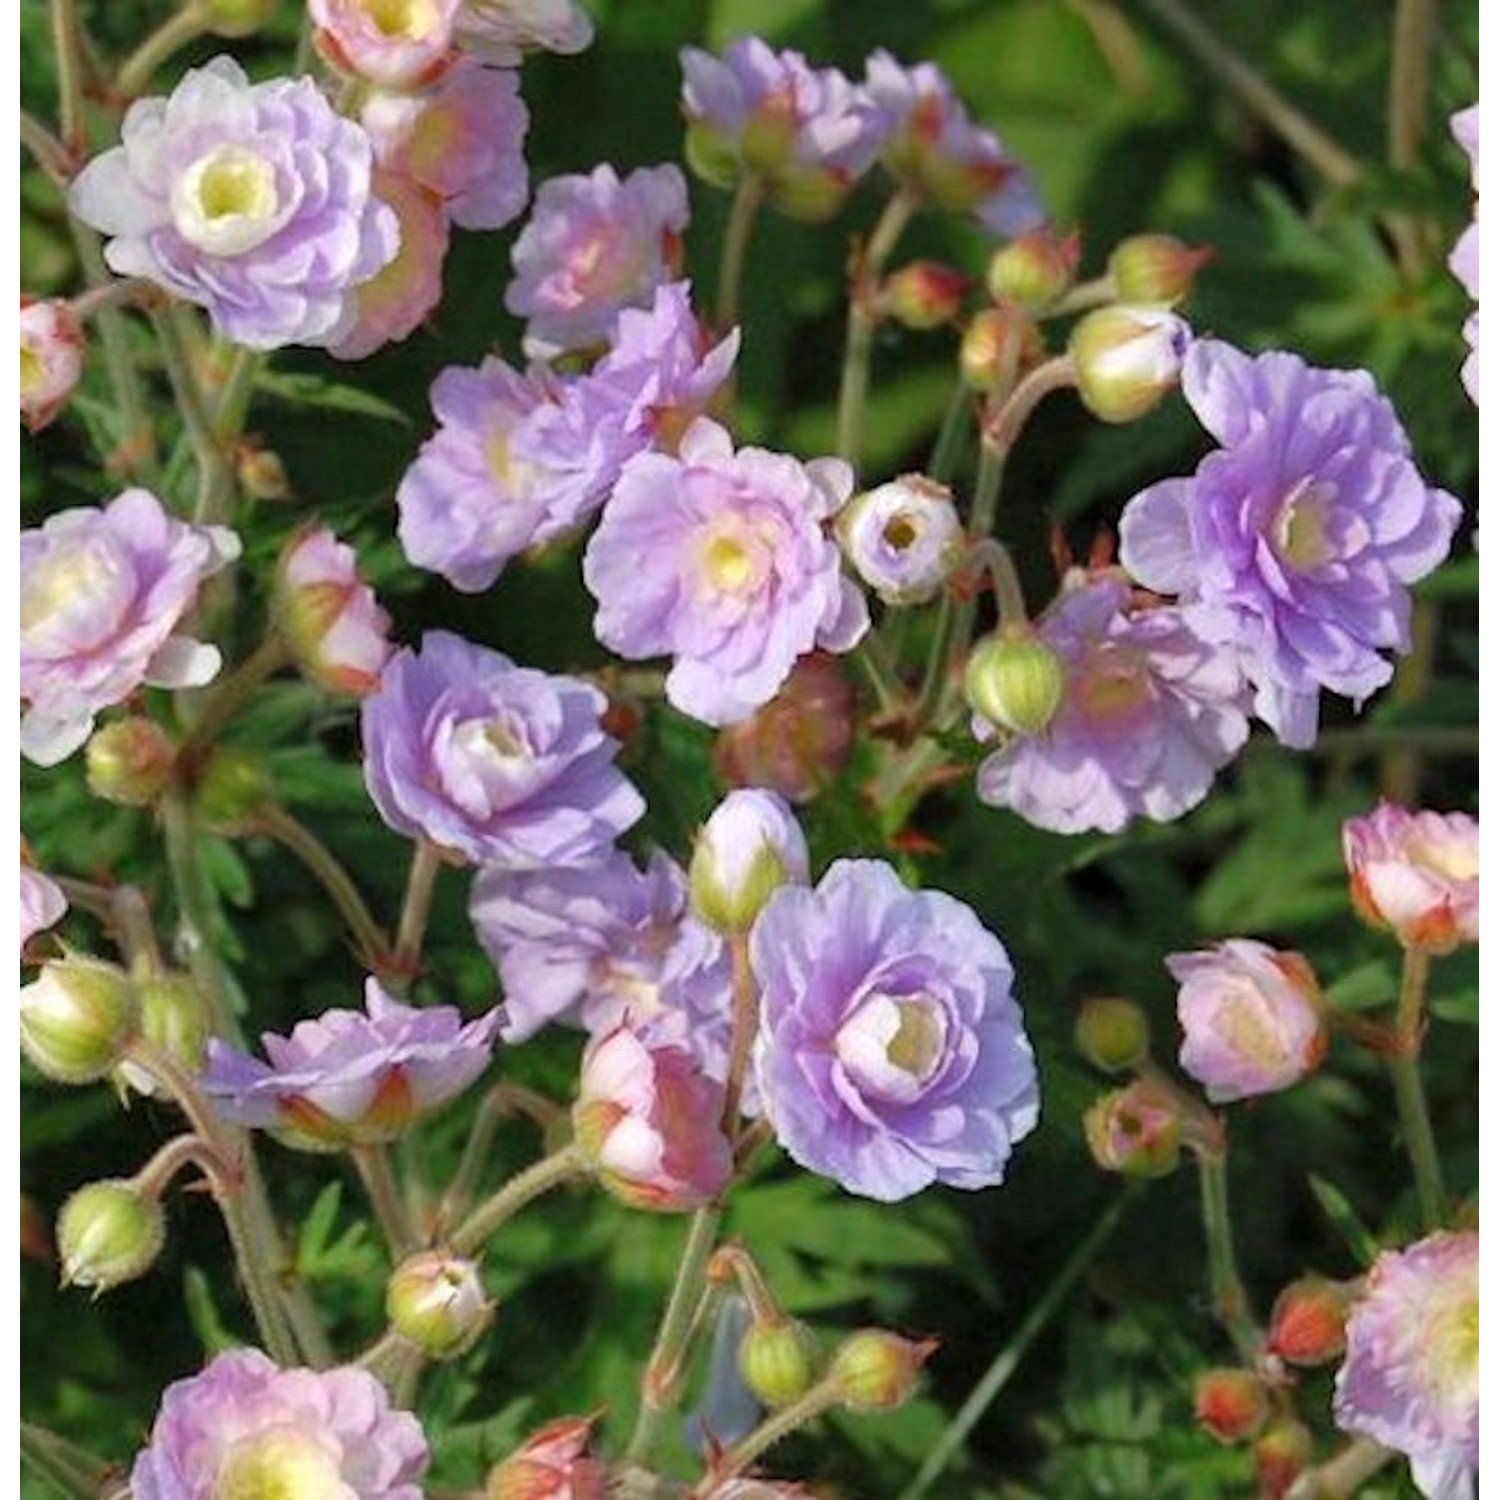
[[886, 1000, 944, 1079], [172, 146, 282, 257], [1273, 479, 1338, 570], [1215, 986, 1288, 1069], [485, 430, 538, 496], [1408, 835, 1479, 884], [1075, 650, 1150, 720], [213, 1428, 346, 1500], [20, 541, 128, 639], [365, 0, 441, 38], [20, 341, 44, 396], [1423, 1282, 1480, 1414]]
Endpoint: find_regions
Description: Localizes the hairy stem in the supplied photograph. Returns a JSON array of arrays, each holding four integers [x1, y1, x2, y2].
[[1197, 1150, 1260, 1363], [176, 634, 290, 761], [353, 1144, 418, 1258], [48, 0, 86, 153], [1387, 946, 1447, 1231], [118, 6, 210, 97], [20, 107, 76, 185], [394, 841, 443, 978], [449, 1144, 586, 1257], [694, 1380, 842, 1490]]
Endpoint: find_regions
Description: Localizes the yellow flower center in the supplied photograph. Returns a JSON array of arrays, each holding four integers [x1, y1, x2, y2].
[[1408, 835, 1479, 883], [20, 544, 123, 632], [882, 514, 920, 552], [212, 1428, 346, 1500], [702, 534, 758, 593], [20, 341, 44, 397], [364, 0, 441, 39], [173, 146, 282, 257], [1216, 987, 1288, 1069], [886, 1000, 944, 1079], [485, 429, 538, 495], [1425, 1282, 1480, 1413], [1274, 479, 1337, 570]]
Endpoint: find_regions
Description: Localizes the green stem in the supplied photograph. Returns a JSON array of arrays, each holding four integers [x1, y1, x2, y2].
[[695, 1380, 842, 1491], [254, 803, 391, 971], [449, 1144, 586, 1256], [19, 107, 75, 185], [716, 174, 766, 334], [160, 792, 241, 1044], [48, 0, 86, 153], [625, 1203, 725, 1464], [1136, 0, 1363, 187], [899, 1191, 1133, 1500], [1387, 946, 1446, 1231], [852, 637, 903, 717], [394, 841, 443, 977], [720, 934, 759, 1135], [154, 305, 239, 522], [1044, 273, 1116, 319], [926, 381, 974, 484], [1197, 1151, 1260, 1363], [353, 1144, 417, 1258], [19, 1421, 111, 1500], [211, 345, 263, 437], [435, 1081, 561, 1231], [118, 6, 210, 96], [177, 634, 290, 758], [835, 189, 919, 470], [1388, 0, 1436, 173]]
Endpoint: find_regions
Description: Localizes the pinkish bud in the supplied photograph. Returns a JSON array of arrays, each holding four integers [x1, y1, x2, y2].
[[1083, 1081, 1182, 1179], [235, 444, 292, 501], [959, 304, 1039, 393], [1168, 940, 1326, 1104], [20, 297, 85, 432], [828, 1329, 936, 1411], [1108, 234, 1213, 306], [1074, 996, 1150, 1073], [1194, 1367, 1269, 1445], [485, 1416, 607, 1500], [573, 1029, 733, 1213], [1266, 1276, 1351, 1366], [836, 475, 964, 606], [85, 716, 176, 807], [986, 228, 1081, 310], [1254, 1419, 1314, 1500], [387, 1250, 494, 1357], [712, 653, 855, 806], [309, 0, 459, 89], [274, 526, 393, 696], [1343, 803, 1478, 954], [881, 262, 970, 330], [1070, 305, 1190, 423], [689, 789, 809, 936]]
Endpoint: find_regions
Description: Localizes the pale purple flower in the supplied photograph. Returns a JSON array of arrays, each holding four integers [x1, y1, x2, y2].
[[864, 50, 1045, 236], [456, 0, 593, 65], [20, 860, 67, 957], [274, 526, 393, 695], [202, 978, 500, 1147], [396, 355, 636, 592], [20, 297, 85, 432], [361, 631, 644, 867], [573, 1026, 733, 1212], [1343, 803, 1479, 954], [505, 163, 689, 359], [130, 1348, 429, 1500], [1118, 340, 1464, 748], [1334, 1230, 1478, 1500], [328, 167, 449, 362], [1450, 105, 1478, 403], [751, 859, 1038, 1203], [835, 475, 964, 605], [68, 57, 398, 351], [1168, 939, 1327, 1104], [20, 489, 239, 766], [362, 60, 529, 232], [310, 0, 460, 88], [583, 418, 870, 727], [590, 281, 739, 450], [680, 39, 889, 218], [975, 574, 1250, 836], [470, 848, 731, 1044]]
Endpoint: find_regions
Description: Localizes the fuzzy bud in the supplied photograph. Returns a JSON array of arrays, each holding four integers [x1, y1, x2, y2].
[[1069, 305, 1190, 423], [20, 297, 85, 432], [486, 1416, 607, 1500], [387, 1250, 494, 1358], [986, 228, 1080, 310], [116, 972, 210, 1098], [236, 444, 292, 501], [739, 1319, 820, 1408], [21, 957, 138, 1084], [1253, 1419, 1314, 1500], [85, 717, 176, 807], [1265, 1276, 1350, 1366], [56, 1178, 164, 1292], [689, 789, 809, 935], [965, 630, 1066, 738], [836, 475, 965, 606], [274, 527, 393, 696], [1074, 996, 1150, 1073], [881, 262, 970, 330], [1194, 1367, 1269, 1445], [1083, 1081, 1182, 1179], [829, 1329, 936, 1412], [1108, 234, 1212, 307], [959, 303, 1038, 393], [191, 747, 273, 835]]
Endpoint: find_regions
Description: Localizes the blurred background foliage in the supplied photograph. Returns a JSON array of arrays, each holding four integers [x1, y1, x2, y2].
[[20, 0, 1477, 1495]]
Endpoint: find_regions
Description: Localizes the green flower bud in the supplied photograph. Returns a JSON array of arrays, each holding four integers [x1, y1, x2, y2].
[[21, 957, 138, 1084], [689, 790, 808, 936], [1074, 996, 1150, 1073], [828, 1329, 936, 1412], [684, 121, 741, 191], [1108, 234, 1213, 307], [117, 973, 209, 1097], [986, 228, 1080, 311], [739, 1320, 820, 1408], [196, 0, 280, 38], [1070, 305, 1190, 424], [191, 747, 273, 835], [85, 717, 176, 807], [965, 631, 1066, 738], [57, 1179, 164, 1292], [387, 1250, 494, 1358], [1083, 1082, 1183, 1180]]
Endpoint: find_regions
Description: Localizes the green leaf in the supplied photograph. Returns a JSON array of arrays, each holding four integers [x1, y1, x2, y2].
[[255, 371, 413, 426], [1308, 1175, 1381, 1267]]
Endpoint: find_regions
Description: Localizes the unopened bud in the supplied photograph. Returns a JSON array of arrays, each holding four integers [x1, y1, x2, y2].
[[965, 630, 1066, 738], [236, 444, 292, 501], [117, 973, 209, 1097], [959, 304, 1038, 393], [741, 94, 798, 176], [56, 1179, 164, 1292], [1074, 996, 1150, 1073], [1254, 1419, 1314, 1500], [837, 476, 964, 606], [689, 789, 809, 935], [1265, 1276, 1350, 1366], [20, 296, 85, 432], [882, 262, 970, 331], [85, 717, 176, 807], [275, 528, 393, 695], [986, 228, 1080, 310], [486, 1416, 607, 1500], [768, 164, 849, 223], [1194, 1367, 1269, 1445], [21, 958, 138, 1084], [684, 121, 740, 192], [191, 747, 273, 834], [1070, 305, 1190, 423], [828, 1330, 936, 1412], [387, 1250, 494, 1358], [1108, 234, 1213, 307], [196, 0, 280, 36], [739, 1320, 820, 1408], [1083, 1081, 1182, 1179]]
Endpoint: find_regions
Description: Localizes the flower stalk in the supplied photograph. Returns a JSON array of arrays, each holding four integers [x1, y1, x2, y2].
[[1387, 946, 1447, 1231], [449, 1144, 586, 1257]]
